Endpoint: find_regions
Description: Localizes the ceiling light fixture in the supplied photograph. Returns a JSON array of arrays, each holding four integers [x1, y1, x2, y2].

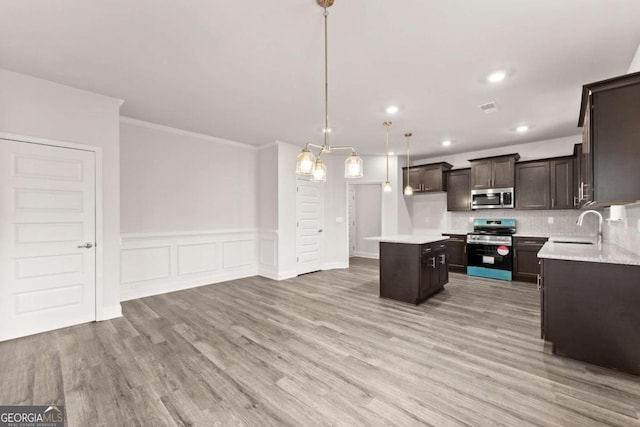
[[404, 132, 413, 196], [487, 70, 507, 83], [295, 0, 363, 181], [386, 105, 399, 114], [388, 151, 395, 156], [442, 140, 452, 147], [383, 121, 393, 192], [516, 125, 529, 133]]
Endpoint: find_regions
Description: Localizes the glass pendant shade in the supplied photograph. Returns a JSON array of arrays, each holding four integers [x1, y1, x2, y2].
[[344, 153, 363, 178], [404, 185, 414, 196], [296, 148, 316, 175], [383, 181, 392, 192], [310, 159, 327, 182]]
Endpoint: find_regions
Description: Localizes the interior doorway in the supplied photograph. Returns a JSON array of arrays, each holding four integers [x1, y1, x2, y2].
[[348, 184, 382, 259], [296, 178, 324, 275]]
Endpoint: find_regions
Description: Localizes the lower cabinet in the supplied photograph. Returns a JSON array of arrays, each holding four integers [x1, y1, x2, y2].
[[513, 237, 548, 282], [380, 240, 448, 304], [540, 258, 640, 376], [442, 234, 467, 272]]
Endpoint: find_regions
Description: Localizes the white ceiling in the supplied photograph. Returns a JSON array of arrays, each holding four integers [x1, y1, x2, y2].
[[1, 0, 639, 157]]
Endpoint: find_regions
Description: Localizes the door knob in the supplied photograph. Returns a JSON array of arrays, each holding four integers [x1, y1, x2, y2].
[[318, 229, 323, 233], [77, 242, 94, 249]]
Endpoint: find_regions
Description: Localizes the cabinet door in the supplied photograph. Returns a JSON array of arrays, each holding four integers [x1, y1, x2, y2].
[[580, 98, 593, 205], [403, 167, 424, 193], [437, 249, 448, 287], [513, 237, 547, 282], [492, 157, 516, 188], [593, 83, 640, 204], [444, 235, 466, 271], [446, 169, 471, 211], [573, 144, 582, 208], [471, 160, 492, 189], [539, 259, 545, 339], [515, 161, 550, 209], [422, 167, 443, 192], [550, 158, 574, 209]]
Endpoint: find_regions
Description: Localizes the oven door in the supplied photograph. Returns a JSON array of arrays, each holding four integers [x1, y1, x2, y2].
[[467, 242, 513, 280]]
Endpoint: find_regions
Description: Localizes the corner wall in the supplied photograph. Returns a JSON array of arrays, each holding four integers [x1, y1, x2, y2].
[[119, 119, 260, 300], [0, 68, 123, 319]]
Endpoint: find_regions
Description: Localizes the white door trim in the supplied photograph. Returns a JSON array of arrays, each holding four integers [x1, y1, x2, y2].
[[345, 182, 385, 264], [0, 132, 106, 321]]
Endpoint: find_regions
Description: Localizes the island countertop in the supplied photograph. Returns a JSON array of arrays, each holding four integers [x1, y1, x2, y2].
[[538, 241, 640, 266], [366, 235, 449, 245]]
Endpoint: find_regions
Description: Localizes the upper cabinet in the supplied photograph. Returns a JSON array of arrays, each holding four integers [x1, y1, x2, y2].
[[445, 169, 471, 211], [515, 158, 575, 210], [469, 154, 520, 189], [403, 162, 452, 194], [578, 71, 640, 205]]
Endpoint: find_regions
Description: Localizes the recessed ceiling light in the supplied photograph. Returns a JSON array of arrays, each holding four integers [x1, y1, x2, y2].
[[442, 140, 452, 147], [322, 128, 332, 133], [487, 71, 507, 83], [386, 105, 399, 114], [388, 151, 395, 156], [516, 125, 529, 133]]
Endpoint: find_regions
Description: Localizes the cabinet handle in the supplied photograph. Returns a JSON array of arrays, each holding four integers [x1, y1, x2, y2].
[[439, 254, 446, 264], [537, 274, 542, 291], [551, 198, 555, 208], [430, 258, 436, 268], [573, 196, 578, 208]]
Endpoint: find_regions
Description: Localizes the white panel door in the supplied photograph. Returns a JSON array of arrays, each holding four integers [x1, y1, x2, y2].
[[348, 187, 356, 257], [296, 178, 323, 275], [0, 139, 96, 341]]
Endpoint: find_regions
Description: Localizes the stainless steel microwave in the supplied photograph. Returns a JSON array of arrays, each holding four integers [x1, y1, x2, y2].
[[471, 188, 514, 209]]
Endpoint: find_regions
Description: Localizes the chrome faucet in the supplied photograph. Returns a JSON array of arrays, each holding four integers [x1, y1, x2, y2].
[[576, 210, 603, 244]]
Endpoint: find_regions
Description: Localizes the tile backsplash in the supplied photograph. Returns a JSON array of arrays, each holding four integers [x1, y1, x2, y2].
[[447, 209, 598, 237], [604, 203, 640, 255]]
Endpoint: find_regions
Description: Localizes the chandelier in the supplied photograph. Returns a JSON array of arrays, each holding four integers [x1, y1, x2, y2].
[[295, 0, 363, 182]]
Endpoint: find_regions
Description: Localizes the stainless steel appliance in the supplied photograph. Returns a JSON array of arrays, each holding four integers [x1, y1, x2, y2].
[[471, 187, 514, 209], [467, 219, 516, 281]]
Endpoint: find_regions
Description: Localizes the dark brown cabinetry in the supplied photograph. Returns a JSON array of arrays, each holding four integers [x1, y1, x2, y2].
[[578, 71, 640, 205], [380, 240, 448, 304], [513, 237, 547, 282], [442, 234, 466, 272], [515, 158, 575, 210], [403, 162, 453, 194], [445, 169, 471, 211], [469, 154, 520, 189], [541, 258, 640, 376]]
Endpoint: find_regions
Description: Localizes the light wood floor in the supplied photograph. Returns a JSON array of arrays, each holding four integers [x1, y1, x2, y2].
[[1, 258, 639, 426]]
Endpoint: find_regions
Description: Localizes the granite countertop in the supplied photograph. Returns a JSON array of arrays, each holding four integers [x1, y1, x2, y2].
[[366, 235, 449, 245], [538, 241, 640, 266]]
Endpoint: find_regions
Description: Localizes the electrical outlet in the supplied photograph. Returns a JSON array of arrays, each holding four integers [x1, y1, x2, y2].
[[547, 217, 554, 224], [469, 217, 474, 224]]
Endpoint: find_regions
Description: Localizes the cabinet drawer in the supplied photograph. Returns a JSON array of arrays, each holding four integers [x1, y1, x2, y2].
[[514, 237, 548, 248]]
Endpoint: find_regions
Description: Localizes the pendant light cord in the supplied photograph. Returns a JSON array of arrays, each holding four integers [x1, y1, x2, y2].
[[385, 125, 390, 182], [406, 133, 411, 186], [323, 4, 329, 149]]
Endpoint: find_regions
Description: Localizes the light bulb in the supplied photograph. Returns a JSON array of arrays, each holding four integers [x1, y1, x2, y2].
[[404, 185, 413, 196], [383, 181, 392, 192]]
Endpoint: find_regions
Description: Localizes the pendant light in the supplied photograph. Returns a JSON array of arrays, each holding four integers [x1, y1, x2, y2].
[[295, 0, 363, 180], [404, 132, 414, 196], [383, 121, 392, 192]]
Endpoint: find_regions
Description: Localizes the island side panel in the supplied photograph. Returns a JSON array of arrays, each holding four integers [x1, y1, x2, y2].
[[379, 242, 420, 304], [545, 258, 640, 376]]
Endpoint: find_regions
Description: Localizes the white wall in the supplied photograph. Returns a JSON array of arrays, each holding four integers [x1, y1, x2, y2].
[[276, 141, 299, 279], [120, 119, 257, 233], [118, 119, 260, 300], [257, 143, 278, 279], [353, 184, 381, 258], [0, 68, 122, 319], [413, 135, 580, 168], [629, 43, 640, 73]]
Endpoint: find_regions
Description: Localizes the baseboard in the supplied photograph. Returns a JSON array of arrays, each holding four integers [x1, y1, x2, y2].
[[99, 304, 123, 321], [258, 265, 279, 280], [120, 267, 258, 301], [352, 251, 379, 260], [277, 270, 298, 280], [322, 262, 349, 270]]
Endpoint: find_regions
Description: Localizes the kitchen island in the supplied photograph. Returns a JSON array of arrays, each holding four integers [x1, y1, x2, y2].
[[368, 235, 449, 304], [538, 240, 640, 376]]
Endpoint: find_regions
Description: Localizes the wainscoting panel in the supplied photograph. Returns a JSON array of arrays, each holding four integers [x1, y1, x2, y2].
[[120, 229, 258, 301], [258, 230, 278, 280]]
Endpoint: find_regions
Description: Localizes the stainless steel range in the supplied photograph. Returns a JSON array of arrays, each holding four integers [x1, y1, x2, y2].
[[467, 219, 516, 281]]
